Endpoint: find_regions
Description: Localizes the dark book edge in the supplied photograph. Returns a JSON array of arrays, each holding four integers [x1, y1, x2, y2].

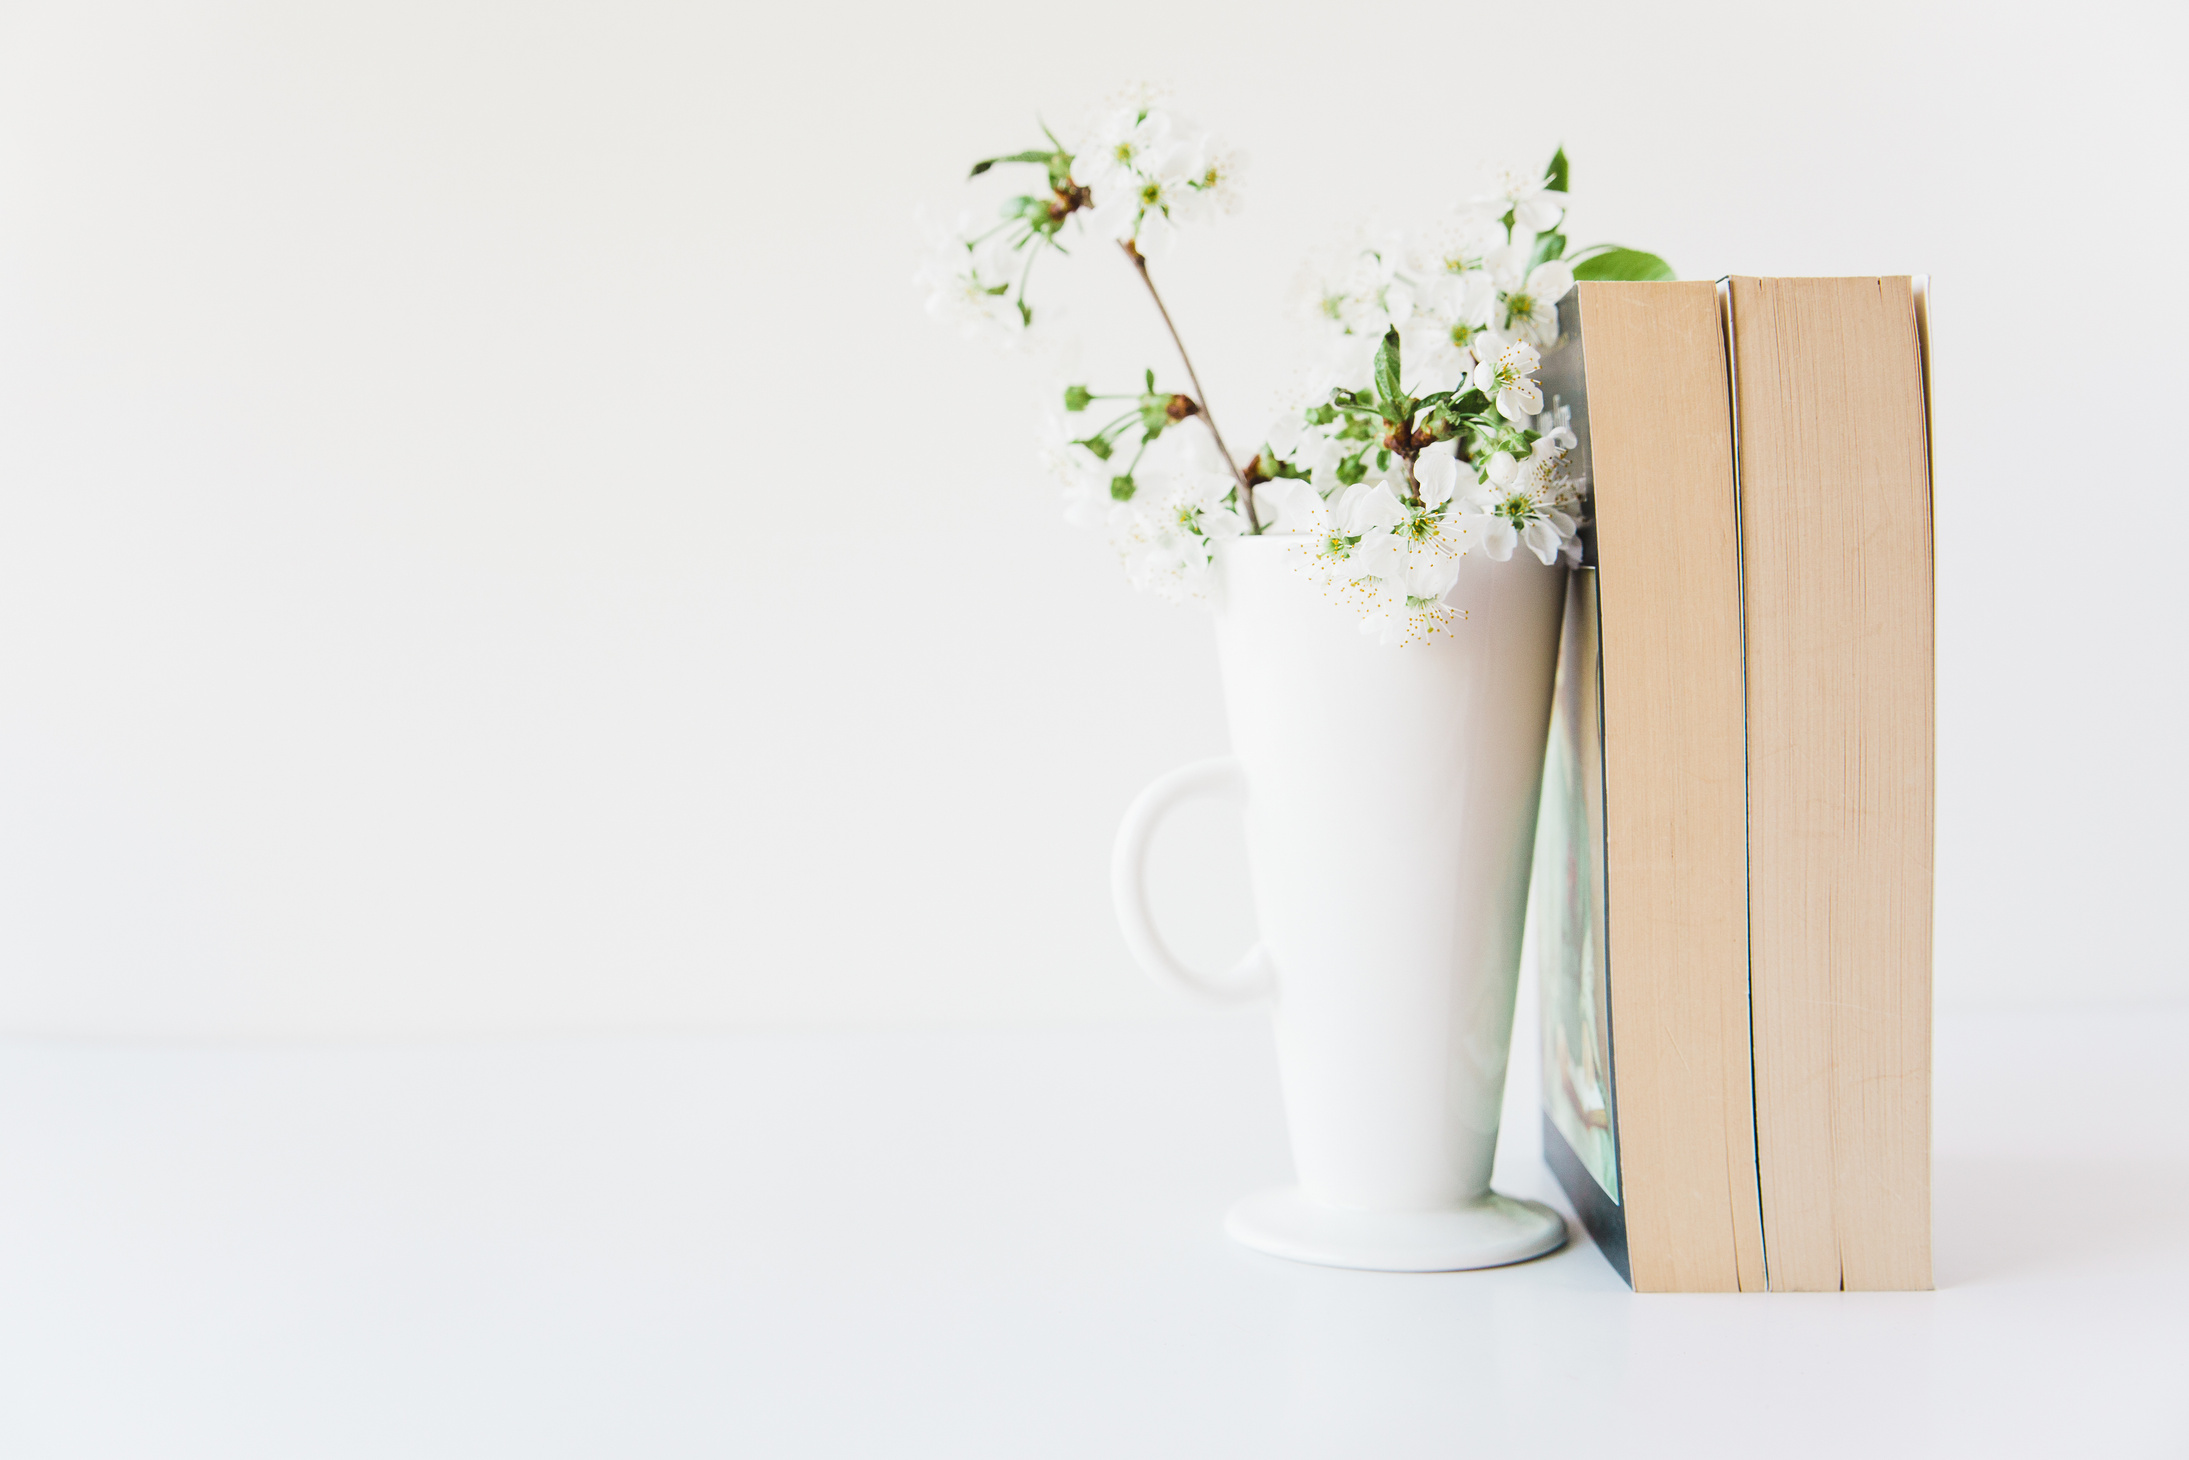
[[1535, 291, 1630, 1292], [1719, 277, 1770, 1292], [1544, 1110, 1629, 1287]]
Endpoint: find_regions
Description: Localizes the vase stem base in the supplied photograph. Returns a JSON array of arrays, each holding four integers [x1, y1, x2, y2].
[[1224, 1187, 1567, 1272]]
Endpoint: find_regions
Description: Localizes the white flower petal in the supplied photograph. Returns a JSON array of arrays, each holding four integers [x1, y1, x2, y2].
[[1350, 532, 1405, 577], [1479, 516, 1518, 560], [1347, 481, 1407, 535], [1414, 441, 1461, 508], [1523, 518, 1563, 564], [1527, 259, 1576, 304]]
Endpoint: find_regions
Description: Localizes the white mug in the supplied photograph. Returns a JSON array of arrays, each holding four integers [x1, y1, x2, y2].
[[1112, 535, 1569, 1270]]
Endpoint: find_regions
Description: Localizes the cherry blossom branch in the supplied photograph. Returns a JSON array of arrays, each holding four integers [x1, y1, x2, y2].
[[1120, 241, 1260, 532]]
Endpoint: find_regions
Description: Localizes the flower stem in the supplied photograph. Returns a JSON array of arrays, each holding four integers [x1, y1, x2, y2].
[[1119, 241, 1260, 532]]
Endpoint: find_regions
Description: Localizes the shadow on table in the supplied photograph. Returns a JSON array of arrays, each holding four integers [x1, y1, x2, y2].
[[1933, 1154, 2189, 1287]]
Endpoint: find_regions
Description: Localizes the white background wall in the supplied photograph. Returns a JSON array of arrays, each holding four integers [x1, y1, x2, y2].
[[1, 0, 2181, 1038]]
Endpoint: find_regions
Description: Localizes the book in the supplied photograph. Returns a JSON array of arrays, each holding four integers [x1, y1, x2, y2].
[[1530, 277, 1935, 1292], [1727, 276, 1935, 1292], [1532, 281, 1764, 1292]]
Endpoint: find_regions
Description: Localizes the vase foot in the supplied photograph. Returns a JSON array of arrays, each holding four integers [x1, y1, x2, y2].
[[1224, 1187, 1567, 1272]]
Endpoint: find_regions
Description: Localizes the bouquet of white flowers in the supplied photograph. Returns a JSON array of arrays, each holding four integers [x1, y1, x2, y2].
[[918, 87, 1671, 646]]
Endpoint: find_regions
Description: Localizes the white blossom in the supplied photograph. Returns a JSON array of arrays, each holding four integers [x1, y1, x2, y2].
[[1297, 428, 1356, 492], [1117, 470, 1246, 603], [1482, 433, 1565, 490], [1353, 497, 1472, 644], [1413, 212, 1506, 283], [1413, 439, 1465, 507], [1462, 449, 1585, 566], [1335, 480, 1407, 538], [1171, 146, 1249, 222], [1077, 95, 1236, 258], [913, 209, 1021, 341], [1477, 166, 1567, 235], [1256, 476, 1335, 540], [1471, 338, 1546, 423], [1082, 103, 1174, 196], [1398, 271, 1496, 393], [1336, 244, 1416, 338], [1483, 249, 1575, 350], [1085, 155, 1196, 256], [1356, 552, 1465, 646], [1041, 419, 1126, 533]]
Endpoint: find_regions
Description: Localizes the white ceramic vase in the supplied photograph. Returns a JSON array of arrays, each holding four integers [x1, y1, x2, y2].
[[1112, 534, 1569, 1271]]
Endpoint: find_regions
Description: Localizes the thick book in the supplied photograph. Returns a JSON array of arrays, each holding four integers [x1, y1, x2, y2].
[[1530, 278, 1935, 1292], [1727, 276, 1935, 1292], [1532, 282, 1762, 1292]]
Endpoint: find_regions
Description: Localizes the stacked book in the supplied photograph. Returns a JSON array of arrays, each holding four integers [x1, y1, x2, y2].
[[1531, 277, 1935, 1292]]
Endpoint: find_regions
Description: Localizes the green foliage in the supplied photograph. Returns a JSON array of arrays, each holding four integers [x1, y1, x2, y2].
[[1570, 247, 1676, 282], [969, 146, 1075, 190], [1546, 147, 1570, 194], [1529, 232, 1566, 269], [969, 150, 1057, 178], [1373, 328, 1406, 418]]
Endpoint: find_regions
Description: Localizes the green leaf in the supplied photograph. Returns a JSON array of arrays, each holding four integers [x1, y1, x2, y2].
[[1063, 385, 1092, 412], [1570, 247, 1676, 282], [1373, 328, 1405, 414], [1546, 147, 1570, 194], [969, 149, 1060, 179], [1529, 232, 1566, 269], [1144, 368, 1156, 393], [1005, 195, 1053, 224]]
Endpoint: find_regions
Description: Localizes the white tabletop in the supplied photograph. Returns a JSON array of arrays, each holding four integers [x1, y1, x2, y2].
[[2, 1005, 2183, 1458]]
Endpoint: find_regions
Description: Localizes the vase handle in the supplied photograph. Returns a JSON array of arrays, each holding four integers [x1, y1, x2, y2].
[[1111, 757, 1276, 1005]]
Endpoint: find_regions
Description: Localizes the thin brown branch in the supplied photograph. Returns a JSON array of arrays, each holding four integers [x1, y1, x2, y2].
[[1120, 241, 1259, 532]]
